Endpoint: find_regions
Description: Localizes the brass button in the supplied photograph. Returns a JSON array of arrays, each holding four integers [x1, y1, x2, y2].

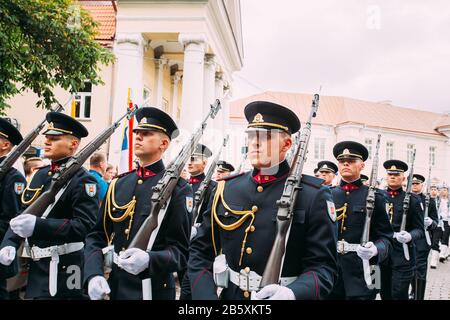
[[163, 283, 167, 288], [391, 195, 394, 198], [343, 227, 347, 231], [346, 191, 350, 196], [244, 291, 250, 298], [138, 179, 143, 185], [224, 211, 229, 216], [122, 247, 126, 251], [250, 225, 255, 232], [244, 267, 250, 273], [257, 186, 264, 193], [251, 205, 258, 212], [48, 171, 52, 176], [246, 247, 252, 254], [112, 208, 116, 212], [124, 229, 130, 235]]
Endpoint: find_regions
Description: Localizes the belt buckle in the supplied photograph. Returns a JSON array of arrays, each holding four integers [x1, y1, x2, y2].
[[338, 241, 346, 255], [29, 246, 39, 261], [239, 269, 250, 291]]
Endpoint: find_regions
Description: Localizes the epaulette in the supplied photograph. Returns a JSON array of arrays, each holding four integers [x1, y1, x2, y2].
[[219, 171, 246, 182], [115, 169, 136, 179], [301, 174, 324, 189]]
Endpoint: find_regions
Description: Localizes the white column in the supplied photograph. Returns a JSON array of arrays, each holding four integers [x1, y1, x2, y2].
[[214, 71, 225, 133], [108, 32, 145, 169], [178, 33, 206, 133], [154, 58, 168, 108], [171, 71, 182, 121], [203, 54, 216, 118]]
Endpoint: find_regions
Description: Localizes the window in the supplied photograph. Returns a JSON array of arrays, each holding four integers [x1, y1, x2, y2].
[[429, 146, 436, 166], [406, 144, 415, 164], [73, 82, 92, 119], [386, 142, 394, 160], [314, 138, 326, 160], [365, 138, 373, 160]]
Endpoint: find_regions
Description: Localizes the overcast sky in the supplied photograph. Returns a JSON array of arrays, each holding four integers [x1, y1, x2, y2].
[[232, 0, 450, 114]]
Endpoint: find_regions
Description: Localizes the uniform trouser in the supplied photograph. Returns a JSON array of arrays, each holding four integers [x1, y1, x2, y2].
[[443, 221, 450, 246], [380, 264, 415, 300], [0, 278, 8, 300], [179, 268, 191, 300], [415, 246, 430, 281], [431, 227, 442, 251]]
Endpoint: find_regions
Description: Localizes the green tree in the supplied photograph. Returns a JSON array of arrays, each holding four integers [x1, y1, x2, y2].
[[0, 0, 114, 114]]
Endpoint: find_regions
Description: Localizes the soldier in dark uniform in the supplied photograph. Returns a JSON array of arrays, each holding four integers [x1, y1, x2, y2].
[[188, 101, 338, 300], [0, 118, 26, 300], [379, 160, 424, 300], [317, 160, 338, 187], [0, 112, 99, 299], [429, 184, 441, 268], [409, 174, 438, 300], [180, 144, 217, 300], [215, 160, 235, 181], [327, 141, 393, 300], [84, 107, 191, 300]]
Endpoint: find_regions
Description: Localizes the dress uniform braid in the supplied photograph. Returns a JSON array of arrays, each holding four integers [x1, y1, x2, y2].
[[103, 178, 137, 242], [211, 180, 256, 265], [21, 185, 44, 205]]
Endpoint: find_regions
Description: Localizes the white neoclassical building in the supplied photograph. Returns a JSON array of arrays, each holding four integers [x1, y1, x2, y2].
[[229, 91, 450, 186], [5, 0, 244, 167]]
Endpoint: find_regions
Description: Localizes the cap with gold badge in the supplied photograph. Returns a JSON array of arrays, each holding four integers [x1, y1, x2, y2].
[[244, 101, 300, 135], [383, 160, 408, 174], [43, 112, 88, 138], [333, 141, 369, 162], [0, 118, 23, 145], [216, 160, 235, 173], [133, 107, 179, 140]]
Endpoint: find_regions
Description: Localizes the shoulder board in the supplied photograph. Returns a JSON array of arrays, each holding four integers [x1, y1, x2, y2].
[[301, 174, 324, 189], [116, 169, 136, 179], [219, 172, 245, 182]]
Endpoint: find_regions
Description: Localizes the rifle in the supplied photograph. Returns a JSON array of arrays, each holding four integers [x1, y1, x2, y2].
[[191, 134, 229, 226], [21, 106, 138, 218], [260, 94, 319, 287], [128, 99, 221, 250], [286, 132, 300, 166], [235, 145, 248, 173], [360, 134, 381, 287], [400, 149, 416, 261], [127, 99, 220, 300], [423, 166, 432, 245], [0, 104, 64, 182]]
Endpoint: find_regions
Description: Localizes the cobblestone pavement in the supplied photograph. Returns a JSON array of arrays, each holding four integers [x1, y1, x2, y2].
[[425, 258, 450, 300]]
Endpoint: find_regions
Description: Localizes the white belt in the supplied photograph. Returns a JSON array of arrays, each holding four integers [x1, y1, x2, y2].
[[22, 242, 84, 260], [229, 268, 297, 292], [21, 242, 84, 297], [337, 240, 359, 254]]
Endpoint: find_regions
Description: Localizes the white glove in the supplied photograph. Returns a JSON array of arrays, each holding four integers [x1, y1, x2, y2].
[[117, 248, 149, 275], [0, 246, 16, 266], [10, 214, 36, 238], [356, 241, 378, 260], [394, 231, 412, 244], [424, 217, 433, 228], [88, 276, 111, 300], [251, 284, 295, 300]]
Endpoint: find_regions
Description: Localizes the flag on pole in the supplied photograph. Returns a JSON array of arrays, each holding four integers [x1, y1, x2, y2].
[[70, 95, 77, 118], [119, 88, 135, 173]]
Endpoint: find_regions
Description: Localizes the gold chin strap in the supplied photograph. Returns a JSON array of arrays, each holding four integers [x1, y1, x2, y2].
[[388, 203, 394, 224], [21, 185, 44, 205], [103, 178, 137, 243], [211, 180, 257, 266], [336, 203, 348, 234]]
